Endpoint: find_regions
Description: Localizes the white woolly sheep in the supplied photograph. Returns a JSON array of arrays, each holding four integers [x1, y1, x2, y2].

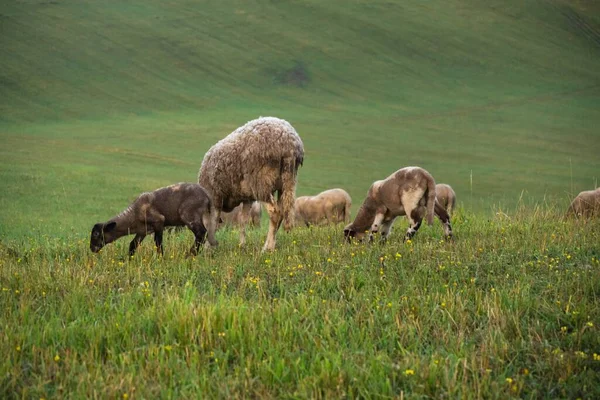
[[198, 117, 304, 251], [90, 183, 217, 257], [344, 167, 452, 242], [294, 188, 352, 227], [220, 201, 262, 228], [566, 188, 600, 218], [435, 183, 456, 216]]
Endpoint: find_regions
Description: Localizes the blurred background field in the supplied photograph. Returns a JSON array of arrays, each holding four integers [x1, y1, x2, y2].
[[1, 0, 599, 240]]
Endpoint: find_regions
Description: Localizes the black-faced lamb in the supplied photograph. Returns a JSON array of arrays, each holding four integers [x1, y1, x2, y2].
[[220, 201, 262, 228], [198, 117, 304, 251], [90, 183, 217, 257], [343, 167, 452, 242], [294, 188, 352, 227], [566, 188, 600, 218], [435, 183, 456, 216]]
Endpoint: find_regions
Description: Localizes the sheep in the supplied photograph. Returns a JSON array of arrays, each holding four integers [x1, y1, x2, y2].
[[294, 188, 352, 227], [566, 188, 600, 218], [220, 201, 262, 228], [198, 117, 304, 251], [435, 183, 456, 215], [343, 167, 452, 243], [89, 183, 217, 257]]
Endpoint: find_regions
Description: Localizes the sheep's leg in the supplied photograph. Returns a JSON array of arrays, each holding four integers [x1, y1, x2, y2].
[[189, 223, 207, 256], [154, 229, 164, 256], [404, 208, 422, 241], [404, 219, 422, 241], [204, 208, 220, 248], [279, 161, 298, 232], [379, 218, 396, 244], [238, 202, 252, 247], [369, 213, 385, 243], [128, 234, 146, 257], [434, 201, 453, 240], [263, 197, 282, 252]]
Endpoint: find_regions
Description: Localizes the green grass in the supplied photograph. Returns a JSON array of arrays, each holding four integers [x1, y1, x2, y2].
[[1, 0, 600, 397], [1, 209, 599, 398]]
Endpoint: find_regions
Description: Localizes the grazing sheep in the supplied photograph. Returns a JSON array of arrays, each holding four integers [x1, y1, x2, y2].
[[90, 183, 217, 257], [220, 201, 262, 228], [198, 117, 304, 251], [566, 188, 600, 218], [294, 188, 352, 227], [343, 167, 452, 242], [435, 183, 456, 215]]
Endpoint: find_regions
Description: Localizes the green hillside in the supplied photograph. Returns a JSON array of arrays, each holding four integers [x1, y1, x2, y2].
[[1, 0, 600, 239]]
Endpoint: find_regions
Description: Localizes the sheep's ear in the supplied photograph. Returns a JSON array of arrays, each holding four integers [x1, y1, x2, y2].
[[103, 222, 117, 232]]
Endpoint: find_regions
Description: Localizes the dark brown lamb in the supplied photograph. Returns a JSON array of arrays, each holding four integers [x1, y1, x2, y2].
[[90, 183, 217, 257]]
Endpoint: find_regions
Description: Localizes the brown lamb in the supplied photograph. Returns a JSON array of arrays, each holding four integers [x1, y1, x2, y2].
[[566, 188, 600, 218], [435, 183, 456, 216], [90, 183, 217, 257], [220, 201, 262, 228], [198, 117, 304, 251], [294, 188, 352, 227], [344, 167, 452, 243]]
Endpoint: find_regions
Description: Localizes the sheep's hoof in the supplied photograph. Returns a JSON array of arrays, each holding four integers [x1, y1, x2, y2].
[[204, 241, 218, 250]]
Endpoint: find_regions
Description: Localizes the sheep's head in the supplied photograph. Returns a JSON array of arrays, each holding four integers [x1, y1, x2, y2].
[[343, 223, 366, 243], [90, 221, 117, 253]]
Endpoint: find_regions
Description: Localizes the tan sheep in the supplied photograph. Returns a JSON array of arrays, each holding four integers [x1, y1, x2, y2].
[[344, 167, 452, 242], [220, 201, 262, 228], [566, 188, 600, 218], [435, 183, 456, 215], [89, 183, 217, 257], [198, 117, 304, 251], [294, 188, 352, 227]]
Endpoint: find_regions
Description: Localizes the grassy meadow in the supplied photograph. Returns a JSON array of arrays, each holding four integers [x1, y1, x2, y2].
[[1, 0, 600, 398], [1, 210, 600, 398]]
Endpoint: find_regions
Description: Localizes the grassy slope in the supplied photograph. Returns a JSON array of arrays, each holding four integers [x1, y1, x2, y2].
[[1, 211, 599, 398], [1, 0, 600, 239]]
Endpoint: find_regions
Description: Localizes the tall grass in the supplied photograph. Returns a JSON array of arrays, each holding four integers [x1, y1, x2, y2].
[[1, 207, 598, 398]]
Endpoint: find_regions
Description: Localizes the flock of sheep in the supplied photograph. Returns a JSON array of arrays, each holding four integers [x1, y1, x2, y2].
[[90, 117, 600, 256]]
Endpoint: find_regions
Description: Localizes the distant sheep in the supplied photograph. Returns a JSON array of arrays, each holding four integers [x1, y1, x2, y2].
[[198, 117, 304, 251], [90, 183, 217, 257], [344, 167, 452, 242], [566, 188, 600, 218], [435, 183, 456, 215], [294, 188, 352, 227], [220, 201, 262, 228]]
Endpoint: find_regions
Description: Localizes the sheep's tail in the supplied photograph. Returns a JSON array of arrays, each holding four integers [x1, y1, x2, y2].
[[281, 155, 302, 231], [426, 176, 436, 226]]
